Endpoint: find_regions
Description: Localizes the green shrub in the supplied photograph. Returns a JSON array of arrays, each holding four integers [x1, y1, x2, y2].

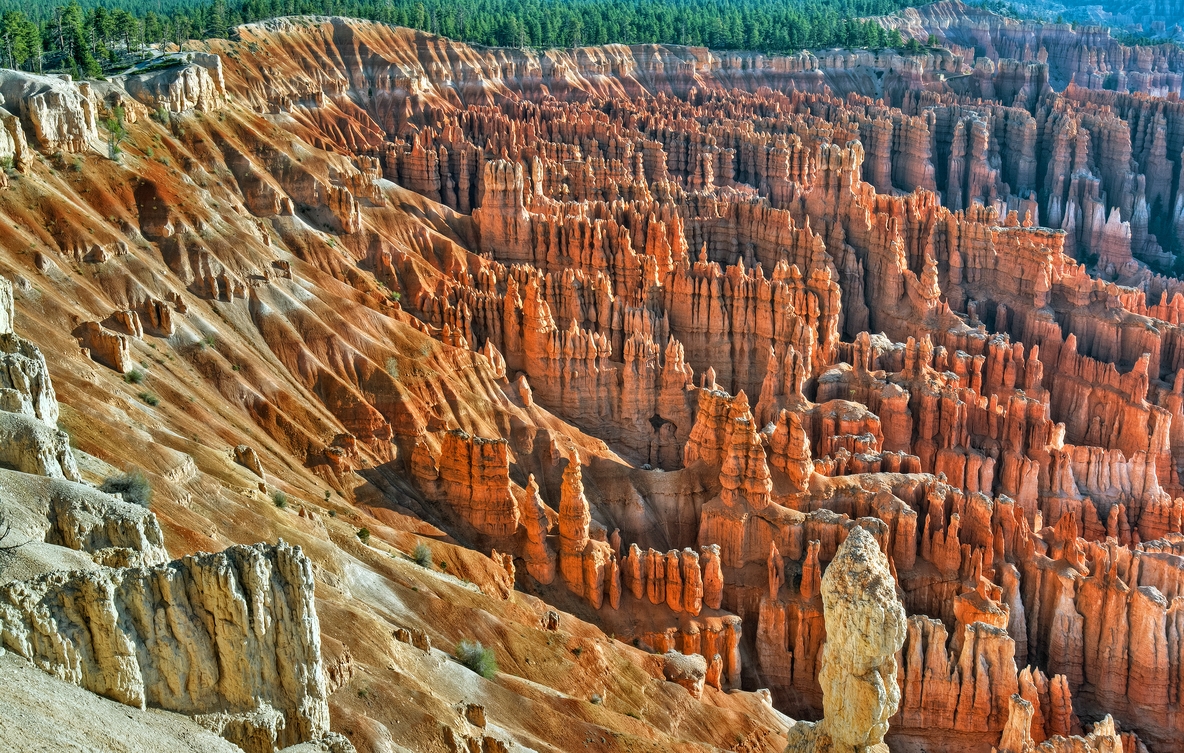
[[138, 392, 160, 406], [357, 527, 371, 543], [456, 640, 498, 679], [272, 490, 288, 508], [100, 469, 153, 507], [124, 368, 146, 384], [412, 542, 432, 567]]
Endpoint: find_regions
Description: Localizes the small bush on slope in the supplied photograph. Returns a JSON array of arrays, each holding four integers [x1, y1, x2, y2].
[[456, 640, 498, 679], [100, 469, 153, 507]]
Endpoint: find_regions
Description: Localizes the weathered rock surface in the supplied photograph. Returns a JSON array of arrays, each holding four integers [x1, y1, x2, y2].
[[123, 54, 226, 114], [74, 321, 132, 373], [235, 444, 267, 479], [663, 650, 708, 699], [995, 694, 1125, 753], [0, 71, 97, 153], [0, 541, 327, 753], [0, 409, 78, 481], [46, 480, 168, 565], [783, 526, 907, 752], [0, 276, 78, 481]]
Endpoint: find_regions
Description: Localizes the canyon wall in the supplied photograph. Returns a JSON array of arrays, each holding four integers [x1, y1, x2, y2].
[[193, 17, 1184, 749]]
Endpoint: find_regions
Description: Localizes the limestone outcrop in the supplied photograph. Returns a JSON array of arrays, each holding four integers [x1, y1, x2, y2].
[[0, 541, 327, 753], [123, 54, 226, 113], [46, 481, 169, 566], [0, 276, 78, 481], [0, 411, 78, 482], [995, 694, 1125, 753], [0, 71, 97, 153], [0, 108, 30, 173]]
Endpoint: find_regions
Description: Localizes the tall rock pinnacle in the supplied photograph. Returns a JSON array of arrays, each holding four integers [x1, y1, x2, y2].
[[784, 526, 907, 753]]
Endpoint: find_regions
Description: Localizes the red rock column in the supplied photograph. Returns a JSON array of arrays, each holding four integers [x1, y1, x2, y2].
[[558, 456, 591, 595]]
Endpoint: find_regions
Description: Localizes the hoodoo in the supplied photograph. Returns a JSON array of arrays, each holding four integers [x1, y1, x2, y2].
[[784, 525, 907, 753]]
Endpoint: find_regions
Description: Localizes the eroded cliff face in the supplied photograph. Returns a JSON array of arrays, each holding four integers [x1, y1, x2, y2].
[[0, 272, 328, 753], [0, 7, 1179, 752], [0, 542, 327, 753], [0, 276, 78, 482]]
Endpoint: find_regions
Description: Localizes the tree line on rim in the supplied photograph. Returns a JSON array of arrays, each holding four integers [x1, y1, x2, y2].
[[0, 0, 939, 76]]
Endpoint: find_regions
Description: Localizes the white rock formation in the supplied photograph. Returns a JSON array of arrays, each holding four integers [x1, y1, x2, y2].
[[0, 276, 79, 481], [663, 650, 708, 699], [0, 540, 328, 753], [0, 108, 30, 171], [995, 694, 1125, 753], [47, 482, 168, 566], [278, 733, 357, 753], [783, 525, 908, 753], [124, 54, 226, 113], [0, 71, 98, 152], [0, 271, 12, 337], [0, 330, 61, 425]]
